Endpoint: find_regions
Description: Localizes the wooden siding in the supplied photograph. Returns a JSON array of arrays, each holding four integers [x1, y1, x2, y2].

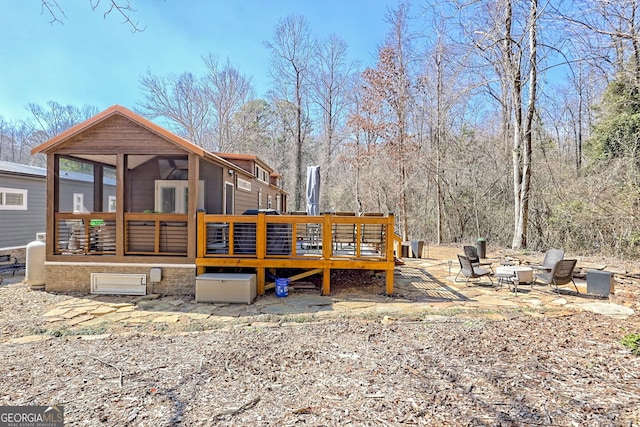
[[52, 116, 186, 156], [0, 174, 46, 248], [227, 158, 253, 174], [231, 175, 283, 214]]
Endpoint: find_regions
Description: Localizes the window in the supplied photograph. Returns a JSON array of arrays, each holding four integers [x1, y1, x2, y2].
[[73, 193, 85, 213], [268, 195, 272, 209], [108, 196, 117, 213], [0, 187, 27, 210], [154, 180, 204, 213], [255, 165, 269, 183]]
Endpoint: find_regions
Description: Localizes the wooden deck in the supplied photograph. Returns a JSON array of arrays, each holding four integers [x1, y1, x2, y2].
[[50, 211, 399, 296], [196, 212, 399, 296]]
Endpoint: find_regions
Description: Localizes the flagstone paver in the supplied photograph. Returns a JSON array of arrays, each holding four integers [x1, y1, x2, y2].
[[152, 314, 181, 323], [89, 306, 118, 316], [70, 317, 105, 327], [110, 303, 135, 308], [580, 302, 635, 319], [67, 314, 96, 326], [44, 307, 72, 317], [183, 312, 210, 320], [62, 308, 92, 319], [22, 255, 636, 333], [97, 312, 132, 322], [8, 335, 53, 344]]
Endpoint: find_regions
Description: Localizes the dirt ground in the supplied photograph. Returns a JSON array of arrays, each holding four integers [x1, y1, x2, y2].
[[1, 245, 639, 426]]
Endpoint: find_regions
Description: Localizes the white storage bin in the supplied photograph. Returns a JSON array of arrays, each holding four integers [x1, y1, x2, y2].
[[195, 273, 257, 304]]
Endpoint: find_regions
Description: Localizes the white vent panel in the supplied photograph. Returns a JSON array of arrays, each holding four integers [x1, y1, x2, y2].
[[91, 273, 147, 295]]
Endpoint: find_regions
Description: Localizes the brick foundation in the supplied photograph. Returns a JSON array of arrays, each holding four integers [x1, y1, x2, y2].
[[45, 264, 196, 295]]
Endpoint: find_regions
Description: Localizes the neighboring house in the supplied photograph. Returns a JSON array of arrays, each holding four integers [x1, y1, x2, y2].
[[0, 160, 116, 249], [0, 161, 46, 249], [31, 105, 288, 295]]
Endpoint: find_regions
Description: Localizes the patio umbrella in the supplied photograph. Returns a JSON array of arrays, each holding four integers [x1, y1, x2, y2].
[[306, 165, 320, 215]]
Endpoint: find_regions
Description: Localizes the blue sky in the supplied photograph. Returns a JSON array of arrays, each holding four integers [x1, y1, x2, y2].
[[0, 0, 398, 121]]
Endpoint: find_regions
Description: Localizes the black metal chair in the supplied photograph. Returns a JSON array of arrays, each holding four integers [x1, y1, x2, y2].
[[454, 246, 493, 281], [456, 254, 494, 287], [535, 259, 579, 293], [531, 248, 564, 272], [464, 245, 493, 271]]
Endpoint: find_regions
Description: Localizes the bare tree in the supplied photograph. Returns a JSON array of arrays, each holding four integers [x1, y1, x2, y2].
[[353, 3, 416, 240], [462, 0, 541, 249], [264, 15, 316, 211], [138, 71, 214, 148], [309, 35, 355, 211], [231, 99, 275, 156], [203, 55, 253, 152], [27, 101, 98, 139], [40, 0, 144, 32]]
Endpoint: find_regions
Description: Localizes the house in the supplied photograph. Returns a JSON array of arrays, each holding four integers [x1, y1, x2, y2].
[[31, 105, 288, 295], [0, 160, 116, 250], [215, 153, 285, 213], [0, 161, 46, 249]]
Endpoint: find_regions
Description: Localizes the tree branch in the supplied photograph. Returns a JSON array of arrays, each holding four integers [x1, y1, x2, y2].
[[41, 0, 144, 32]]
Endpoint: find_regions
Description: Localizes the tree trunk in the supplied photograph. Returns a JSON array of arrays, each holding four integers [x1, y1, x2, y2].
[[512, 0, 538, 249]]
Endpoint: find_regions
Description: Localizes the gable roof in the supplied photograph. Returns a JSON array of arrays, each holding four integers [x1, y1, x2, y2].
[[216, 152, 274, 172], [28, 105, 293, 190], [31, 104, 210, 157]]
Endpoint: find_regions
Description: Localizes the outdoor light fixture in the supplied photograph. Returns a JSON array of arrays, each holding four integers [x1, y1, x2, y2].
[[228, 169, 234, 176]]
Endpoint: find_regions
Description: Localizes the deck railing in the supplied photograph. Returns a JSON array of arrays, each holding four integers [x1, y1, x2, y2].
[[53, 212, 188, 256], [196, 212, 397, 295], [197, 212, 394, 261], [124, 213, 188, 255], [54, 212, 117, 255]]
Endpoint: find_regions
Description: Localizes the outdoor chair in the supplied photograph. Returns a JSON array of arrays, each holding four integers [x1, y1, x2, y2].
[[454, 245, 493, 281], [530, 248, 564, 272], [456, 254, 494, 287], [464, 245, 493, 271], [333, 212, 356, 251], [361, 213, 385, 253], [535, 258, 579, 293]]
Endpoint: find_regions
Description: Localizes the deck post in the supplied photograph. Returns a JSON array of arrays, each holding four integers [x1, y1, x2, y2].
[[385, 269, 394, 295], [196, 212, 205, 276], [322, 267, 331, 295], [386, 214, 395, 295], [256, 213, 267, 295], [322, 214, 333, 295], [322, 213, 332, 259], [257, 268, 265, 295]]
